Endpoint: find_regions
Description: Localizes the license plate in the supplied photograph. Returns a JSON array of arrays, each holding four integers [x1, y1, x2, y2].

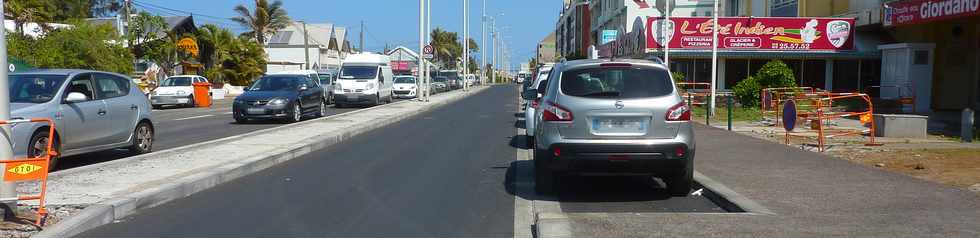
[[347, 95, 359, 100], [177, 98, 189, 103], [247, 108, 266, 114], [592, 118, 647, 134]]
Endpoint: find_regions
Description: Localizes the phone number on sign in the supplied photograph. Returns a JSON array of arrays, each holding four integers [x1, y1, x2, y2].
[[770, 43, 812, 50]]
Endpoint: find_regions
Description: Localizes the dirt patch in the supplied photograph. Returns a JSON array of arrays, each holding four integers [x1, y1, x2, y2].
[[0, 204, 86, 238], [833, 149, 980, 189]]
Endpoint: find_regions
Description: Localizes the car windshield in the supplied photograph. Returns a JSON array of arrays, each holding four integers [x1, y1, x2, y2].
[[433, 77, 447, 83], [560, 66, 672, 99], [339, 66, 378, 79], [394, 77, 416, 84], [160, 77, 193, 86], [249, 76, 300, 91], [9, 74, 67, 103]]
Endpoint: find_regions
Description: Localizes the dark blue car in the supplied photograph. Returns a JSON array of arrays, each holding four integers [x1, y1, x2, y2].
[[233, 75, 326, 123]]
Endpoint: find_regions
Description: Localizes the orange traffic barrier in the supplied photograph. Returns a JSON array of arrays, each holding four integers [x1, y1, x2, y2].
[[761, 87, 822, 126], [192, 82, 212, 107], [0, 118, 56, 226], [783, 93, 881, 152], [678, 82, 712, 106]]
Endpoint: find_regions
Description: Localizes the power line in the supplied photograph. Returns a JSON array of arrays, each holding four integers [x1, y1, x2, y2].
[[133, 0, 239, 24]]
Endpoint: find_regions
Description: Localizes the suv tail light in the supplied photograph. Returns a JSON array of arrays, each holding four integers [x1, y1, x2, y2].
[[542, 100, 573, 122], [531, 99, 540, 109], [666, 102, 691, 121]]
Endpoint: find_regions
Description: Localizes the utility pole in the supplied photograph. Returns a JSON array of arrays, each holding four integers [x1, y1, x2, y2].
[[463, 0, 469, 91], [0, 0, 16, 220], [709, 0, 719, 116], [664, 0, 670, 68], [301, 21, 311, 70], [481, 0, 486, 85], [359, 21, 365, 53], [491, 19, 496, 84], [419, 0, 425, 101], [425, 0, 431, 101]]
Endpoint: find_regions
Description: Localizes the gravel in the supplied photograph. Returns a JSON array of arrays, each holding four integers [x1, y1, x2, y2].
[[0, 204, 86, 238]]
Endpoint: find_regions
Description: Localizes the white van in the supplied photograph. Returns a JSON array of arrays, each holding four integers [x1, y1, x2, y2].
[[335, 53, 394, 107]]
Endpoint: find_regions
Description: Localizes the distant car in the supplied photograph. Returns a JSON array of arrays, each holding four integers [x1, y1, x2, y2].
[[523, 65, 553, 148], [528, 59, 695, 196], [316, 73, 337, 104], [233, 74, 326, 123], [393, 76, 418, 99], [431, 76, 449, 93], [10, 69, 155, 169], [151, 75, 208, 108]]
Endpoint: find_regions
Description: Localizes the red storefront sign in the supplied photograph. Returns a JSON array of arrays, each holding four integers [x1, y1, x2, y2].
[[645, 17, 855, 51], [883, 0, 980, 27], [392, 61, 411, 71]]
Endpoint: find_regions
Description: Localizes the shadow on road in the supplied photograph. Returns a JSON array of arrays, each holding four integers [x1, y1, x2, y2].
[[514, 119, 526, 129], [514, 112, 524, 118], [509, 135, 530, 150]]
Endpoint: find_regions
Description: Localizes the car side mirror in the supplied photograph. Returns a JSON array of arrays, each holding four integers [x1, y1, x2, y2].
[[522, 89, 539, 100], [65, 92, 89, 103]]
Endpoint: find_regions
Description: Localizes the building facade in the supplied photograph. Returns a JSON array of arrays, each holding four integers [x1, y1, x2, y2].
[[265, 22, 353, 73], [537, 32, 557, 63]]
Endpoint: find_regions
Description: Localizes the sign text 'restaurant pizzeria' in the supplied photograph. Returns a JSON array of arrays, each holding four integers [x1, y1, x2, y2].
[[645, 17, 855, 51]]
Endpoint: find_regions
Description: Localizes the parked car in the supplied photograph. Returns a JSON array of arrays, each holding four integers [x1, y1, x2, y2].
[[527, 59, 695, 196], [431, 76, 449, 93], [316, 72, 337, 104], [439, 70, 461, 90], [523, 65, 553, 148], [269, 70, 329, 106], [10, 69, 155, 169], [233, 74, 327, 123], [335, 53, 395, 107], [150, 75, 208, 108], [393, 76, 418, 99]]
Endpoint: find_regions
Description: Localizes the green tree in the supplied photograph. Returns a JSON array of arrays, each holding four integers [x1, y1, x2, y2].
[[732, 60, 797, 106], [232, 0, 290, 45], [126, 11, 167, 58], [430, 28, 462, 69], [220, 36, 267, 86], [7, 20, 133, 74]]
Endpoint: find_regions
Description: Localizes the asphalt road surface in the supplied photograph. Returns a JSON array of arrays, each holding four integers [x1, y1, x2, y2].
[[56, 97, 398, 171], [77, 86, 519, 238]]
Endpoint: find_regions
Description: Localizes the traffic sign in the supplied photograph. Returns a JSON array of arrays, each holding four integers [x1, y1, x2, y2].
[[423, 45, 434, 54], [783, 100, 797, 132]]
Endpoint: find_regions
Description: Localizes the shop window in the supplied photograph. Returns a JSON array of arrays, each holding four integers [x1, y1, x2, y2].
[[913, 50, 929, 65], [770, 0, 798, 17], [802, 60, 826, 89], [833, 60, 860, 92], [860, 59, 882, 97], [725, 59, 749, 89]]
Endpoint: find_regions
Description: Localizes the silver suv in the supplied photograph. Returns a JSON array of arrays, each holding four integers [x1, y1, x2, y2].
[[525, 59, 695, 196]]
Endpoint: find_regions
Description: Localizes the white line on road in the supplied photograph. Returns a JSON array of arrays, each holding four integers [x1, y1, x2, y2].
[[174, 115, 214, 121]]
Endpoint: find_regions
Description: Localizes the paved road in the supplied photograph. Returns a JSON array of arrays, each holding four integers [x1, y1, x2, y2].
[[56, 97, 400, 171], [77, 86, 519, 238]]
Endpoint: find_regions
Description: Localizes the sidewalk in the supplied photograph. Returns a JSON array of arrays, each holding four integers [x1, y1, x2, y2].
[[559, 124, 980, 237]]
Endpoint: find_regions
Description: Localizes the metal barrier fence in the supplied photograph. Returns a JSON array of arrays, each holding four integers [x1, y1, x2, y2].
[[783, 93, 881, 152], [0, 118, 56, 225]]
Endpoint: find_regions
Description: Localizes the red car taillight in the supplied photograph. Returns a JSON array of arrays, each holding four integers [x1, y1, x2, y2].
[[542, 101, 573, 122], [531, 100, 540, 109], [666, 102, 691, 121]]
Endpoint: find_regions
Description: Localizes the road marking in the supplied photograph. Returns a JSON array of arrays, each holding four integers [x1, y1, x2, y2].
[[222, 112, 234, 115], [174, 115, 214, 121]]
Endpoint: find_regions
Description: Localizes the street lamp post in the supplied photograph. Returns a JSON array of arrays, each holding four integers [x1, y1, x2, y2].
[[462, 0, 468, 91], [418, 0, 425, 101], [481, 0, 486, 85], [0, 0, 16, 220]]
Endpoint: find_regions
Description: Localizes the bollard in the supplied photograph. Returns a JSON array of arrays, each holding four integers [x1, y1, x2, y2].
[[964, 108, 975, 143], [727, 96, 733, 131]]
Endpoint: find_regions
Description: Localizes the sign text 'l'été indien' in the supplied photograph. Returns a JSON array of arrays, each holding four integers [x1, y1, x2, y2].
[[646, 17, 855, 51]]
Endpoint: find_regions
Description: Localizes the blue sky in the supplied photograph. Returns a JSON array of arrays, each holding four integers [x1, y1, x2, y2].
[[133, 0, 563, 68]]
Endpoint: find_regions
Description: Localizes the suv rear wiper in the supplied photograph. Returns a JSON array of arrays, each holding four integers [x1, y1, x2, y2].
[[580, 91, 621, 97]]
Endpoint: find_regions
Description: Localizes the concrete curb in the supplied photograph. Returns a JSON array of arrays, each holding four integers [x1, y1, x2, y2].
[[33, 87, 491, 238]]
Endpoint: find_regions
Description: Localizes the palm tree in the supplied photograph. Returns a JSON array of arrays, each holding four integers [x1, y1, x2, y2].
[[231, 0, 290, 45], [429, 28, 462, 69], [197, 24, 235, 69]]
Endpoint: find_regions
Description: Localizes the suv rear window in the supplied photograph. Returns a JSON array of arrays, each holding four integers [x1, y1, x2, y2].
[[560, 66, 672, 99]]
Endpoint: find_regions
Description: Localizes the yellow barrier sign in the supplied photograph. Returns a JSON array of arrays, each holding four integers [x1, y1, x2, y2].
[[4, 160, 47, 182]]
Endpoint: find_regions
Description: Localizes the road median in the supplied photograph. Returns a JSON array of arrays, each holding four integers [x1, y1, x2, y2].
[[25, 87, 489, 238]]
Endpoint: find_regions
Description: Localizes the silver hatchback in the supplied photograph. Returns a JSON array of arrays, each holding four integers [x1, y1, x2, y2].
[[10, 70, 155, 169], [525, 59, 695, 196]]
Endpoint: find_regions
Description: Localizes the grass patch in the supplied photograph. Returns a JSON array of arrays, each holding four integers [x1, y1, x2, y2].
[[691, 105, 762, 123]]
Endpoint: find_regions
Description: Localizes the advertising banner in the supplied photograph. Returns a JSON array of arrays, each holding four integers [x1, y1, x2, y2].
[[883, 0, 980, 27], [646, 17, 855, 51]]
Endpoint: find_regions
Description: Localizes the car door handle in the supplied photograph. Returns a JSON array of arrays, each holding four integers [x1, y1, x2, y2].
[[98, 109, 107, 116]]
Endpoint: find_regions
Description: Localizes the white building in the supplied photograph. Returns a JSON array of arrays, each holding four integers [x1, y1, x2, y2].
[[265, 22, 353, 73]]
